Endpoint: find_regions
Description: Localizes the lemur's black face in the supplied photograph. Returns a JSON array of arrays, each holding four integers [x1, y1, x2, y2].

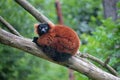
[[37, 23, 50, 36]]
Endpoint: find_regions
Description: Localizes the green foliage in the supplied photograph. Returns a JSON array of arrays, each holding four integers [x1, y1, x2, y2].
[[80, 18, 120, 74], [0, 0, 119, 80]]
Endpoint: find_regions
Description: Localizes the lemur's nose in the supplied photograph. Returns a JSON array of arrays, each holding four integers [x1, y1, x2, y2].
[[41, 28, 46, 33]]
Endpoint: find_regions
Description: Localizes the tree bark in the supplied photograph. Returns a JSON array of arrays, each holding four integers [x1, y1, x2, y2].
[[0, 28, 120, 80], [102, 0, 119, 21]]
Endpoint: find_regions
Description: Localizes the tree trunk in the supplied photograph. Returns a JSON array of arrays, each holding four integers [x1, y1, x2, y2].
[[102, 0, 119, 21]]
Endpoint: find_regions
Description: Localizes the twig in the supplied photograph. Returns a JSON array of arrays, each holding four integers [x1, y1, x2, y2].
[[0, 16, 22, 37], [104, 56, 111, 65], [14, 0, 53, 24], [80, 53, 118, 76], [0, 28, 120, 80]]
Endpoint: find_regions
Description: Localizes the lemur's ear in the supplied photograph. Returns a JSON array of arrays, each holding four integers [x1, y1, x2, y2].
[[34, 24, 39, 34]]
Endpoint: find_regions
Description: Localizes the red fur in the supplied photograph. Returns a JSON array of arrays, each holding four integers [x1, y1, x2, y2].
[[35, 23, 80, 55]]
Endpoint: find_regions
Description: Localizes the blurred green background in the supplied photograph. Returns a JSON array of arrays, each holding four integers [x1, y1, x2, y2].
[[0, 0, 120, 80]]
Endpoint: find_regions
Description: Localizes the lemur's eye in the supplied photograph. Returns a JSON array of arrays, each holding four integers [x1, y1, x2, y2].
[[39, 27, 41, 29], [45, 27, 48, 30]]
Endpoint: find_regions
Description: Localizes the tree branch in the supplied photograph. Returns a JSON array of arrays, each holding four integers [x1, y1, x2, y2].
[[80, 53, 118, 76], [0, 16, 22, 37], [0, 28, 120, 80], [104, 56, 111, 65], [0, 0, 117, 79], [14, 0, 53, 24]]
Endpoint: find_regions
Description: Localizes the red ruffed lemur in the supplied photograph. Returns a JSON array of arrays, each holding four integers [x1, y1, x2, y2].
[[33, 22, 80, 62]]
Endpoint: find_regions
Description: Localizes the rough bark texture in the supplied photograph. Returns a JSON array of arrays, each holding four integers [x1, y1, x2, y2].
[[0, 28, 120, 80], [102, 0, 119, 21]]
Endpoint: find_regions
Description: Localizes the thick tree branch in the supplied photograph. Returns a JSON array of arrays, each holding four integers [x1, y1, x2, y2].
[[0, 28, 120, 80], [0, 16, 22, 37], [80, 53, 118, 76], [0, 0, 117, 79], [2, 1, 117, 76]]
